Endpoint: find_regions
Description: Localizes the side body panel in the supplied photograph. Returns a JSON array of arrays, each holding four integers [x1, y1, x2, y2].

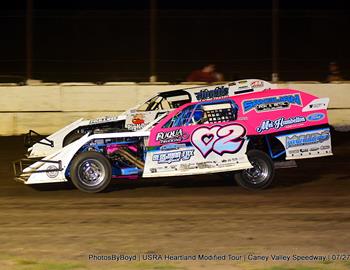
[[144, 88, 332, 178], [143, 123, 251, 178], [232, 89, 329, 135], [143, 101, 253, 177], [276, 127, 332, 160], [233, 89, 332, 159]]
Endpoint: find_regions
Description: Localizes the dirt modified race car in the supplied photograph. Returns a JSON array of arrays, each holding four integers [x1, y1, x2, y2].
[[14, 86, 332, 192], [24, 79, 273, 158]]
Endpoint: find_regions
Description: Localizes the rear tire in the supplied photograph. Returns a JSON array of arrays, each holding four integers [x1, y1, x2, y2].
[[70, 151, 112, 193], [234, 150, 275, 190]]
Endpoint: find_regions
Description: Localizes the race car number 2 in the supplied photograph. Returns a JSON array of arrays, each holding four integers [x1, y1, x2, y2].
[[191, 124, 246, 158]]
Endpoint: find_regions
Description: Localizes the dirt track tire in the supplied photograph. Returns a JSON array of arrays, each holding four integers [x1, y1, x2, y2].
[[63, 132, 84, 147], [234, 150, 275, 190], [70, 151, 112, 193]]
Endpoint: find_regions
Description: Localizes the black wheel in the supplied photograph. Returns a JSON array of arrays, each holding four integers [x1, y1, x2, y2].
[[63, 132, 85, 147], [234, 150, 275, 190], [70, 151, 112, 193]]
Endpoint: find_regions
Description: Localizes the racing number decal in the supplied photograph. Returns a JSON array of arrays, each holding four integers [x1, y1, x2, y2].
[[214, 125, 246, 155], [191, 124, 246, 158], [191, 126, 220, 158]]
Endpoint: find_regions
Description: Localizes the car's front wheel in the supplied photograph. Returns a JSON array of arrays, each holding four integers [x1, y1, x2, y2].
[[234, 150, 275, 190], [70, 151, 112, 193]]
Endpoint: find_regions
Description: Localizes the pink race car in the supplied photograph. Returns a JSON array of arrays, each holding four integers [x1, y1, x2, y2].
[[14, 86, 332, 193]]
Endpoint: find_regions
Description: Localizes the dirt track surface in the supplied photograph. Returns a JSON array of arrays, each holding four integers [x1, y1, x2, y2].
[[0, 132, 350, 270]]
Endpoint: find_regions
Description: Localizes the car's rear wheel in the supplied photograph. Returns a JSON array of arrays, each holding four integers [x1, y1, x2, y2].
[[234, 150, 275, 190], [70, 151, 112, 193]]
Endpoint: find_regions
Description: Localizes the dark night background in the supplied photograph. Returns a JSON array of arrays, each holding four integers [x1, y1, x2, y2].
[[1, 0, 350, 83]]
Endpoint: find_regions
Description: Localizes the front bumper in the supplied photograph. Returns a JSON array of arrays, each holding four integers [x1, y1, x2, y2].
[[13, 158, 62, 183]]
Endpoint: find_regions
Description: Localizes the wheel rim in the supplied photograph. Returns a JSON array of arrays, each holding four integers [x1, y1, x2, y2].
[[78, 159, 106, 187], [243, 158, 269, 185]]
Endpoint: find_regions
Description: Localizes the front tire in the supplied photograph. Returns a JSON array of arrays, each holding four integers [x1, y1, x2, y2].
[[234, 150, 275, 190], [70, 151, 112, 193]]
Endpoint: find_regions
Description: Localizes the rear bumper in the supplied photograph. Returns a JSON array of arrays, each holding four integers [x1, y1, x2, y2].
[[13, 158, 62, 183]]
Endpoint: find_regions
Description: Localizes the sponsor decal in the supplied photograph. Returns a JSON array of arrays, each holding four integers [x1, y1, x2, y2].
[[180, 163, 198, 170], [127, 114, 146, 131], [320, 145, 330, 150], [256, 116, 306, 133], [160, 143, 186, 151], [250, 80, 264, 88], [309, 102, 327, 109], [196, 161, 215, 169], [243, 94, 302, 113], [46, 165, 59, 178], [89, 116, 119, 124], [131, 114, 145, 125], [156, 129, 189, 144], [285, 130, 330, 149], [194, 86, 229, 101], [152, 150, 194, 164], [310, 147, 320, 151], [222, 158, 238, 163], [191, 124, 246, 158], [307, 113, 325, 121], [310, 103, 325, 109], [302, 98, 329, 112]]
